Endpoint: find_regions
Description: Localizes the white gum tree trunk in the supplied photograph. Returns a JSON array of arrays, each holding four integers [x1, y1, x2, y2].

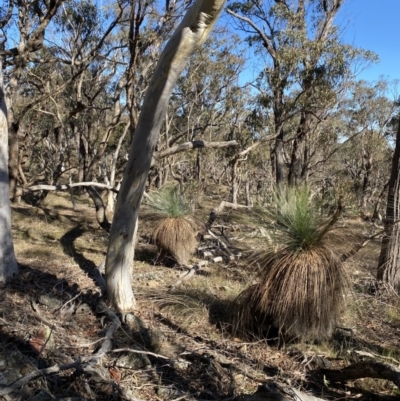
[[105, 0, 226, 311], [0, 59, 18, 282]]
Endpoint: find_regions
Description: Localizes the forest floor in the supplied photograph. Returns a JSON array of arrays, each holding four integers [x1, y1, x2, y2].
[[1, 189, 400, 401]]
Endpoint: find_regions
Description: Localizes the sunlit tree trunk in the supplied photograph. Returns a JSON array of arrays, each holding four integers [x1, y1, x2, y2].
[[0, 59, 18, 281], [105, 0, 226, 312], [377, 120, 400, 290]]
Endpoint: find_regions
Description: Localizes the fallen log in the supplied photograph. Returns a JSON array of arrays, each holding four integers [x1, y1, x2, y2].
[[317, 360, 400, 388], [238, 382, 326, 401]]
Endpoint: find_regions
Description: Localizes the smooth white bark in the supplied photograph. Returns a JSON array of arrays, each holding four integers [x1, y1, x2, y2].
[[105, 0, 226, 311], [0, 59, 18, 281]]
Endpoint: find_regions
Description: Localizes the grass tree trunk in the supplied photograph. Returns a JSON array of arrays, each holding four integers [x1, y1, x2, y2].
[[377, 120, 400, 290], [0, 59, 18, 281], [105, 0, 226, 312]]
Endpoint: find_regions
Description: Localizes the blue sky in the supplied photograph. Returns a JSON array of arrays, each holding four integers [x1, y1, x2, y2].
[[228, 1, 400, 88], [338, 0, 400, 83]]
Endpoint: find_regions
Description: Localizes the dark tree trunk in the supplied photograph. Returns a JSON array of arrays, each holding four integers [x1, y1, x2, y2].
[[8, 124, 20, 202], [372, 181, 388, 221], [274, 134, 285, 185], [288, 112, 310, 186], [377, 120, 400, 289], [361, 150, 372, 209], [196, 149, 202, 182]]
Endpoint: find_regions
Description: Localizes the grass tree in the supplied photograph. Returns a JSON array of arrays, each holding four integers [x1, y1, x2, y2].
[[0, 58, 18, 281], [234, 187, 347, 341], [105, 0, 226, 312], [149, 187, 197, 266]]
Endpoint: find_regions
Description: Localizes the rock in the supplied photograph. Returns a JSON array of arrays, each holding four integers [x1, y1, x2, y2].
[[30, 325, 56, 354], [0, 370, 22, 386], [0, 350, 36, 385], [157, 387, 184, 399], [171, 358, 191, 370], [123, 314, 163, 352], [145, 329, 162, 353], [116, 350, 151, 369], [39, 294, 63, 310], [29, 389, 55, 401], [75, 303, 91, 315], [123, 314, 142, 332]]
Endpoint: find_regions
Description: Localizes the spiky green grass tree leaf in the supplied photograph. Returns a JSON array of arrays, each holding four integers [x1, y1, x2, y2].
[[234, 186, 347, 341], [147, 187, 192, 219]]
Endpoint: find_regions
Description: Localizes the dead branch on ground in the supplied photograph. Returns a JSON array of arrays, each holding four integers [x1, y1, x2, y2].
[[316, 360, 400, 388]]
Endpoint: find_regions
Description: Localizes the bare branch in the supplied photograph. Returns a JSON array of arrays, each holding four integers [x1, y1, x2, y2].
[[26, 182, 119, 193], [226, 8, 277, 59], [153, 139, 238, 162]]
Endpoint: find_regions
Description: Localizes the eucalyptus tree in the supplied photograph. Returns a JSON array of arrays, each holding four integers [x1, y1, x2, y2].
[[337, 80, 396, 210], [0, 0, 66, 201], [0, 0, 131, 216], [227, 0, 375, 185], [0, 58, 18, 281], [151, 30, 247, 192], [124, 0, 191, 135], [8, 0, 129, 226], [105, 0, 226, 312]]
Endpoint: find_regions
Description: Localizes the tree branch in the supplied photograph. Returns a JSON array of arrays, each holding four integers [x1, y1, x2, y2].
[[153, 139, 238, 162], [26, 182, 119, 193], [317, 360, 400, 388]]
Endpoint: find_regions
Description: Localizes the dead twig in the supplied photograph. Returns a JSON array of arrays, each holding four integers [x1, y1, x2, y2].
[[31, 300, 56, 328], [0, 359, 85, 396], [95, 301, 121, 356], [170, 261, 208, 289], [58, 291, 82, 312], [111, 348, 170, 360], [206, 229, 235, 258], [63, 337, 109, 348]]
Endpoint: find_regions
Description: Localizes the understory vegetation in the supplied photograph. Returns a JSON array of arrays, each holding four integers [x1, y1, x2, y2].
[[1, 189, 400, 400]]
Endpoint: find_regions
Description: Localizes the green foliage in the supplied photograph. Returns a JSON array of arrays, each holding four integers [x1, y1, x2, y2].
[[263, 186, 329, 251], [148, 187, 192, 219]]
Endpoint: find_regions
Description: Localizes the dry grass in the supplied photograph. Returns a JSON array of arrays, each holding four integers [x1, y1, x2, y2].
[[153, 217, 198, 265]]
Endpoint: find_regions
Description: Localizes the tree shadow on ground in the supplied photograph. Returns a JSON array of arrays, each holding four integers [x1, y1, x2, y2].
[[59, 224, 105, 291], [0, 264, 120, 400], [12, 205, 85, 226], [135, 240, 158, 264]]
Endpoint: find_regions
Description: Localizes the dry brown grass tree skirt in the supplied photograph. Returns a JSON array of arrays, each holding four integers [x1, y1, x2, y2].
[[233, 246, 347, 341], [153, 217, 197, 266]]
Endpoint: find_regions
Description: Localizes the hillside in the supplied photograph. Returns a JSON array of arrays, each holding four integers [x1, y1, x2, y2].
[[0, 192, 399, 401]]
